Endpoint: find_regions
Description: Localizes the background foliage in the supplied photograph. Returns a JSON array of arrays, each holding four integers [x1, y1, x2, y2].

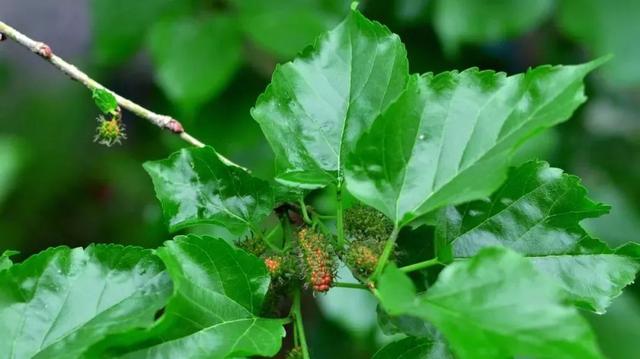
[[1, 0, 639, 357]]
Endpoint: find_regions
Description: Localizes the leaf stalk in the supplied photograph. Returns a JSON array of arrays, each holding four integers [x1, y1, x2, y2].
[[292, 290, 311, 359], [298, 198, 312, 225], [335, 181, 346, 249], [0, 20, 236, 160], [333, 282, 369, 290], [370, 226, 400, 280]]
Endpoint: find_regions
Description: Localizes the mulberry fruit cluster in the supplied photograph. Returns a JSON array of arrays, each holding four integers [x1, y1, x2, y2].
[[344, 206, 393, 242], [94, 114, 126, 147], [298, 228, 336, 293], [344, 240, 384, 278], [238, 236, 296, 290], [264, 256, 282, 275], [343, 206, 393, 278]]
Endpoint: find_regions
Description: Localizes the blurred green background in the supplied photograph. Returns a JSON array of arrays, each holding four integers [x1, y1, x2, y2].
[[1, 0, 639, 357]]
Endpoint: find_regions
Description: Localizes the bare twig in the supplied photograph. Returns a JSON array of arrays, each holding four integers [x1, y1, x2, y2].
[[0, 21, 208, 149]]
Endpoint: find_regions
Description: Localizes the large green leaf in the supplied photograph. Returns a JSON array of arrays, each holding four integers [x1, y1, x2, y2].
[[377, 247, 602, 359], [148, 15, 243, 113], [345, 60, 603, 227], [558, 0, 640, 87], [373, 336, 453, 359], [103, 235, 285, 358], [233, 0, 349, 58], [0, 245, 171, 359], [437, 161, 640, 313], [144, 146, 274, 234], [252, 8, 409, 188], [433, 0, 553, 55], [90, 0, 189, 65]]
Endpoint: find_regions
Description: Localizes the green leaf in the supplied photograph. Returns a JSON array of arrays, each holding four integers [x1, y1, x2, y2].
[[144, 146, 274, 234], [433, 0, 553, 55], [148, 15, 243, 113], [0, 245, 171, 359], [378, 306, 436, 338], [104, 235, 285, 358], [377, 247, 603, 359], [438, 161, 640, 313], [90, 0, 189, 65], [0, 250, 18, 271], [345, 59, 604, 227], [91, 88, 118, 114], [558, 0, 640, 87], [252, 9, 409, 188], [233, 0, 349, 58], [373, 336, 453, 359]]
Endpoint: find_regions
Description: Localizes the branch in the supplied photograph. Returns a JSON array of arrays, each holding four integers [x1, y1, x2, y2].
[[0, 20, 206, 148], [333, 282, 369, 290], [369, 225, 400, 280]]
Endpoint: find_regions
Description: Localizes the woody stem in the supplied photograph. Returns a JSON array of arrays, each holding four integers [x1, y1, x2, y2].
[[0, 20, 237, 166]]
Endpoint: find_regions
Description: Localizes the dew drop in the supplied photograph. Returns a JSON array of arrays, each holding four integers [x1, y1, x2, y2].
[[418, 133, 426, 141]]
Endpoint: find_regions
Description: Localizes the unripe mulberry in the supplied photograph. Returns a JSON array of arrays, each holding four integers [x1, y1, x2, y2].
[[236, 236, 267, 257], [94, 114, 126, 147], [264, 256, 281, 274], [344, 240, 384, 278], [298, 228, 336, 293], [344, 206, 393, 242]]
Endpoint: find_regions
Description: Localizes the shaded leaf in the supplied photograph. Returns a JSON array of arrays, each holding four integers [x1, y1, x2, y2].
[[0, 136, 25, 206], [148, 15, 243, 113], [433, 0, 553, 55], [439, 161, 640, 313], [587, 292, 640, 359], [233, 0, 349, 58], [0, 245, 171, 359], [377, 306, 435, 338], [377, 247, 602, 359], [90, 0, 189, 65], [252, 8, 409, 188], [144, 146, 274, 234], [104, 235, 285, 358], [373, 336, 453, 359], [345, 60, 604, 227], [558, 0, 640, 87]]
